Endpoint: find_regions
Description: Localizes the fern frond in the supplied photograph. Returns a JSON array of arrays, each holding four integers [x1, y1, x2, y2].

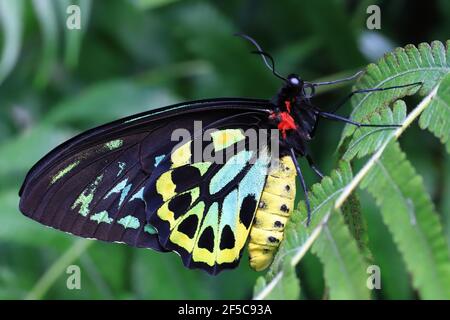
[[341, 40, 450, 156], [311, 210, 371, 299], [419, 72, 450, 152], [342, 103, 406, 160], [361, 142, 450, 299], [253, 260, 300, 300]]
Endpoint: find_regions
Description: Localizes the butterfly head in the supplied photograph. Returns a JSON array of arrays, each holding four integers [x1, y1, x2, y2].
[[286, 74, 303, 90], [284, 73, 315, 101]]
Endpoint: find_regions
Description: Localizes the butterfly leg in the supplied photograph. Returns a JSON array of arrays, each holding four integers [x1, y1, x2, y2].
[[328, 82, 423, 114], [290, 148, 312, 226], [310, 116, 320, 138], [318, 111, 401, 128], [306, 153, 324, 179]]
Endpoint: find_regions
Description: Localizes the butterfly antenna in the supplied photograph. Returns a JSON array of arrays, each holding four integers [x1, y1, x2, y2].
[[310, 70, 364, 87], [235, 33, 287, 82]]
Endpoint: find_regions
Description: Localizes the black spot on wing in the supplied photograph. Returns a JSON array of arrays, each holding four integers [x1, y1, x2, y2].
[[177, 215, 198, 239], [239, 195, 257, 229], [168, 193, 192, 220], [172, 166, 201, 193], [198, 226, 215, 252], [219, 225, 235, 250]]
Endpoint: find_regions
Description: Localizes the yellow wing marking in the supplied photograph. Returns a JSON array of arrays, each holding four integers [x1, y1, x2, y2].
[[211, 129, 245, 152], [171, 140, 192, 168], [192, 202, 219, 266], [156, 187, 200, 230], [156, 171, 176, 202], [169, 200, 204, 251]]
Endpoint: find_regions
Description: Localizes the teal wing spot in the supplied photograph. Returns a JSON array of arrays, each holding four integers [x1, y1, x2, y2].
[[105, 178, 132, 207], [130, 187, 144, 202], [154, 154, 165, 167], [118, 215, 140, 229], [51, 160, 80, 184], [144, 224, 158, 235], [90, 211, 113, 224], [71, 174, 104, 216], [220, 189, 238, 230], [238, 149, 270, 199], [209, 151, 253, 194]]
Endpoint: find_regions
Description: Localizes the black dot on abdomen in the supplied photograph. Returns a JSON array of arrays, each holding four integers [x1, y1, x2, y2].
[[274, 220, 284, 228], [268, 236, 279, 243]]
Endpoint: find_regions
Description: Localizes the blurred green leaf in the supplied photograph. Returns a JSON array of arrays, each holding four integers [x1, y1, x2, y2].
[[32, 0, 59, 88], [132, 0, 181, 10], [0, 0, 23, 85], [131, 249, 213, 299], [360, 191, 413, 299], [444, 153, 450, 250], [43, 80, 178, 128], [26, 239, 93, 299], [56, 0, 92, 69], [0, 125, 73, 189], [297, 0, 365, 69], [0, 190, 72, 249]]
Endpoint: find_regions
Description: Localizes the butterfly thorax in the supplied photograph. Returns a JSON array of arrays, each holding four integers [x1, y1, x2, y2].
[[269, 75, 318, 155]]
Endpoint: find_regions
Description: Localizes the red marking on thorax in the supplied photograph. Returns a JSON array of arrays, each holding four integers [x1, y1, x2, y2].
[[270, 110, 297, 139], [284, 100, 291, 113]]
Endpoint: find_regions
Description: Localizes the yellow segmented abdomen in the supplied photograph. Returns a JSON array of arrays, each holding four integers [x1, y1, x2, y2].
[[248, 156, 297, 271]]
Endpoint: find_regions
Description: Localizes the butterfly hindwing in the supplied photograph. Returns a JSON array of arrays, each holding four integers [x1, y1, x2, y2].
[[146, 126, 272, 274]]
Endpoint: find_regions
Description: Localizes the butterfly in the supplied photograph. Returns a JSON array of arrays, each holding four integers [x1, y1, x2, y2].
[[18, 35, 421, 275]]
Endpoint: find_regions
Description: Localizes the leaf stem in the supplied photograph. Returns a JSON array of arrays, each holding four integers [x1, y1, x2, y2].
[[26, 239, 93, 300]]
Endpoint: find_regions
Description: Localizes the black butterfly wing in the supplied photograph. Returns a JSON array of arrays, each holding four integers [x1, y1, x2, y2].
[[19, 98, 271, 252]]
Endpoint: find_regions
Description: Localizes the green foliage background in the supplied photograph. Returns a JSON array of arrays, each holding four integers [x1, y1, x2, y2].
[[0, 0, 449, 299]]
